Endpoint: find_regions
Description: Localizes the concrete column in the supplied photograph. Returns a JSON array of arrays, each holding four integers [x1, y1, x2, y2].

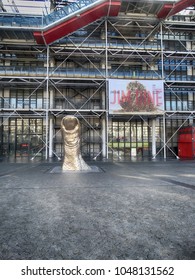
[[102, 90, 106, 110], [101, 117, 106, 158], [152, 118, 156, 158], [49, 117, 54, 158], [163, 114, 166, 159], [49, 89, 54, 109]]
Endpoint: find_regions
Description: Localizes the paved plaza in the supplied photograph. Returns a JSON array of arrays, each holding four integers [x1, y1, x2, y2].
[[0, 159, 195, 260]]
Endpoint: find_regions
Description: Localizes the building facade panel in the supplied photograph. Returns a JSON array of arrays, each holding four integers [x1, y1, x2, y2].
[[0, 0, 195, 161]]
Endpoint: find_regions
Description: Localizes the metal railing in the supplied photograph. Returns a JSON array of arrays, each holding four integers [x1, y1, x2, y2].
[[0, 0, 98, 29]]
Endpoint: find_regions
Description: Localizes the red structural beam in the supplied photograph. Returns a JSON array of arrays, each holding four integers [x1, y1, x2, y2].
[[34, 0, 121, 45], [157, 0, 195, 19]]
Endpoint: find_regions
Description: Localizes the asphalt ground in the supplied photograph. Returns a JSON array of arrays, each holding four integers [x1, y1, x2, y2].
[[0, 159, 195, 260]]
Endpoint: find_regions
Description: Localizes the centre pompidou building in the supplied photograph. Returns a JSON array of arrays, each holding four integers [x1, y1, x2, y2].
[[0, 0, 195, 161]]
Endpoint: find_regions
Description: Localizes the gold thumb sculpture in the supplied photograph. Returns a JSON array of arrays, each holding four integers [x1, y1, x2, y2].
[[61, 115, 91, 171]]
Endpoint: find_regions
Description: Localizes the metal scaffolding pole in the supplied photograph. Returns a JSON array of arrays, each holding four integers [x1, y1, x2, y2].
[[160, 22, 164, 81], [160, 22, 166, 160], [105, 18, 109, 159], [45, 45, 49, 160]]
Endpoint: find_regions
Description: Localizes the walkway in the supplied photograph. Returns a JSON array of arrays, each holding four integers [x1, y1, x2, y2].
[[0, 159, 195, 259]]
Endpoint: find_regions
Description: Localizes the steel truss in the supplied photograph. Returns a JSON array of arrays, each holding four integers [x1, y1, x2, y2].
[[0, 18, 108, 160], [1, 2, 195, 161], [105, 14, 195, 160]]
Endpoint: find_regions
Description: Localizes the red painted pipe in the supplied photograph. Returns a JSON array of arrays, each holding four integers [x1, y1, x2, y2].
[[157, 4, 173, 19], [157, 0, 195, 19], [34, 0, 121, 45]]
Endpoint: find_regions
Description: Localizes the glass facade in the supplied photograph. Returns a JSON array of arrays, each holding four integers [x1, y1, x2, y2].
[[0, 1, 195, 160], [0, 118, 44, 158], [108, 118, 153, 160]]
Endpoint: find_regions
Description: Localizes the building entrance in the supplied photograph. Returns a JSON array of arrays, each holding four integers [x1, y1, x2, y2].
[[108, 117, 160, 160], [2, 118, 44, 158]]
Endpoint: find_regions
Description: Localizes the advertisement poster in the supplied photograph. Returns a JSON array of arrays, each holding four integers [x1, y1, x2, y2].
[[109, 79, 164, 114]]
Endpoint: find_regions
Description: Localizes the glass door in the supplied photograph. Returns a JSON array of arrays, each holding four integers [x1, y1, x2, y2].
[[9, 118, 44, 158], [108, 118, 150, 160]]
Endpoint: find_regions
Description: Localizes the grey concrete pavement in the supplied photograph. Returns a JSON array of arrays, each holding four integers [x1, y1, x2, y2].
[[0, 159, 195, 260]]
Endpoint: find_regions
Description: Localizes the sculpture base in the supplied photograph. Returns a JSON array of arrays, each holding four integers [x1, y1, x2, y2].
[[50, 166, 103, 173]]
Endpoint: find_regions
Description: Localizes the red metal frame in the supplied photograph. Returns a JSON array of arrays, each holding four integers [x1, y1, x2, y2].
[[34, 0, 121, 45], [157, 0, 195, 19]]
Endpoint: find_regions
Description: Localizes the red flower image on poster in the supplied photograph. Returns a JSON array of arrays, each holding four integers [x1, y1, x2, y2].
[[109, 79, 164, 114]]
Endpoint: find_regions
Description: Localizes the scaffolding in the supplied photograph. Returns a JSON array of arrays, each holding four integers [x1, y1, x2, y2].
[[0, 0, 195, 161]]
